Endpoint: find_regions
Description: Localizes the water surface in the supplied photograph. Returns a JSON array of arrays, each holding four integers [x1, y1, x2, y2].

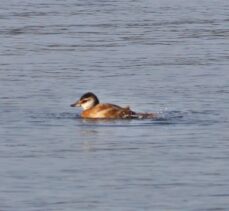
[[0, 0, 229, 210]]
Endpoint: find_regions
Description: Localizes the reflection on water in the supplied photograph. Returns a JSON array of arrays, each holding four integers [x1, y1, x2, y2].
[[0, 0, 229, 210]]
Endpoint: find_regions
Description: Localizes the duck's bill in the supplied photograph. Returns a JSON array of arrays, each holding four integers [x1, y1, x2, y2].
[[70, 100, 81, 107]]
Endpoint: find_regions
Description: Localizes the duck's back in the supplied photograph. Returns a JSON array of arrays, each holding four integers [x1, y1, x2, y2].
[[81, 103, 135, 119]]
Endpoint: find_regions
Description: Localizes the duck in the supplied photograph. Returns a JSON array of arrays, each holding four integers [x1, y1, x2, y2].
[[70, 92, 157, 119]]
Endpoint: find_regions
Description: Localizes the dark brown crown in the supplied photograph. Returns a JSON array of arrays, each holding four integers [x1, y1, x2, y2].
[[80, 92, 99, 105]]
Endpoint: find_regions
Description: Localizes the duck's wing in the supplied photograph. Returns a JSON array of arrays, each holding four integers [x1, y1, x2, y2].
[[82, 103, 136, 119], [97, 104, 136, 118]]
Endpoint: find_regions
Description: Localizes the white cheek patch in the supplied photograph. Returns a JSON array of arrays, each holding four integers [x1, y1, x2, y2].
[[81, 100, 94, 110]]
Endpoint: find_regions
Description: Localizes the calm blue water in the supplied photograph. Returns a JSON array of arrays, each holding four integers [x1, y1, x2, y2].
[[1, 0, 229, 210]]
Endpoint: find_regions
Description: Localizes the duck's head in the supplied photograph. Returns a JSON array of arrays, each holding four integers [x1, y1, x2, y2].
[[70, 92, 99, 110]]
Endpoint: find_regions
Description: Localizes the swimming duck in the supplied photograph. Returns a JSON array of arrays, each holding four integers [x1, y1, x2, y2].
[[70, 92, 156, 119]]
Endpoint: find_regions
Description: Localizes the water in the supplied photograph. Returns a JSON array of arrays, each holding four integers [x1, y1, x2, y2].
[[0, 0, 229, 210]]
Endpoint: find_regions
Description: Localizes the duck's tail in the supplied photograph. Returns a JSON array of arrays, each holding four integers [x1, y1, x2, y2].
[[134, 112, 157, 119], [120, 107, 157, 119], [119, 106, 136, 118]]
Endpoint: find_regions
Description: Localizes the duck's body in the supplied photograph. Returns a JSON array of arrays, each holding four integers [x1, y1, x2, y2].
[[81, 103, 135, 119], [71, 92, 156, 119]]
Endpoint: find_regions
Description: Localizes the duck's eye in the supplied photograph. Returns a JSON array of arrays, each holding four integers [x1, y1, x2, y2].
[[81, 99, 88, 104]]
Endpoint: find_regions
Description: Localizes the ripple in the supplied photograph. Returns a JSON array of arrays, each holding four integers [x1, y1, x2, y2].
[[27, 109, 224, 128]]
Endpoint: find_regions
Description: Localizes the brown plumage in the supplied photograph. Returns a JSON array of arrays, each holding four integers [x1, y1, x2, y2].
[[81, 104, 135, 119], [70, 92, 156, 119]]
